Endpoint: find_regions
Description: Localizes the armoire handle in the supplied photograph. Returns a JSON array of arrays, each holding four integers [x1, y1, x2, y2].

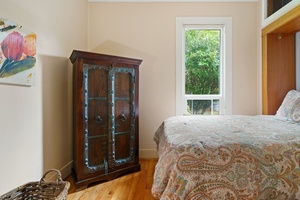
[[95, 115, 102, 124], [120, 114, 127, 122]]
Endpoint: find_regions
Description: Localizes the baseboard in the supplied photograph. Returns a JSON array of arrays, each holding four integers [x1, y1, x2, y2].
[[139, 149, 158, 159], [60, 161, 73, 179], [45, 161, 73, 181]]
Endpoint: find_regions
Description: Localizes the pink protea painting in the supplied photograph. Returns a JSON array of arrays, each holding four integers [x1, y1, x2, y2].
[[0, 17, 36, 85]]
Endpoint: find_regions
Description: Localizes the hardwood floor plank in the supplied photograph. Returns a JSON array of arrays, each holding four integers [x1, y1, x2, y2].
[[128, 168, 146, 199], [146, 159, 156, 190], [66, 159, 158, 200], [110, 174, 132, 200]]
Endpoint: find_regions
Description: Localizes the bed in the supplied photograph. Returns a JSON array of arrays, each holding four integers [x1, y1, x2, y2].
[[151, 90, 300, 199]]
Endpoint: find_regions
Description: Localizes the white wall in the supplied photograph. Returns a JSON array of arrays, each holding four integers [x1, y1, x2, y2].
[[0, 0, 87, 194], [257, 0, 262, 114], [88, 2, 259, 158]]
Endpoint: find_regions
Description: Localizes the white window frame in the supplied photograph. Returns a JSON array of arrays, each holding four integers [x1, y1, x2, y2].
[[176, 17, 232, 115]]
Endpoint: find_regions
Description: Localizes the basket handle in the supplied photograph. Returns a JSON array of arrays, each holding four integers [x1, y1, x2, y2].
[[40, 169, 63, 184]]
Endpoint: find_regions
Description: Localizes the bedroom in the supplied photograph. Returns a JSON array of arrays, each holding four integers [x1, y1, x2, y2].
[[0, 0, 299, 198]]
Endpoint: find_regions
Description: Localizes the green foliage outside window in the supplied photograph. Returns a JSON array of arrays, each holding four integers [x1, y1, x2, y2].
[[185, 29, 220, 95], [185, 29, 221, 114]]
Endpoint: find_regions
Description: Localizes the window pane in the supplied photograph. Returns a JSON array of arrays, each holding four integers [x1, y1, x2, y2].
[[187, 99, 220, 115], [187, 100, 211, 115], [213, 99, 219, 115], [185, 29, 221, 95]]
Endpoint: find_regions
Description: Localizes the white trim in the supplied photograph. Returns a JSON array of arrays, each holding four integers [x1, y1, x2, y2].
[[89, 0, 257, 2], [139, 149, 158, 158], [176, 17, 232, 116], [46, 161, 73, 181], [262, 0, 300, 28], [185, 94, 222, 99], [59, 161, 73, 179], [176, 18, 184, 116]]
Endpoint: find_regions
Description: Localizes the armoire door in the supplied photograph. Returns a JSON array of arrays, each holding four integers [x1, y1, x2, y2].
[[108, 67, 137, 169], [83, 64, 109, 175]]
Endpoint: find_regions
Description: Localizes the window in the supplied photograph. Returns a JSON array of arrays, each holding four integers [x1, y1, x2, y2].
[[267, 0, 292, 17], [176, 17, 232, 116]]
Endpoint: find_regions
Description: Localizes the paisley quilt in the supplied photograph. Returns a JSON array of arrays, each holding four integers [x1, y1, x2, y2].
[[152, 115, 300, 200]]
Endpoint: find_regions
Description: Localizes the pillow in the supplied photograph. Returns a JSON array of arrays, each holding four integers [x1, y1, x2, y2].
[[291, 107, 300, 122], [276, 90, 300, 121], [291, 97, 300, 122]]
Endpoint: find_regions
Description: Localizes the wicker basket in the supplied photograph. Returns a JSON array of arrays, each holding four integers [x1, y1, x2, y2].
[[0, 169, 70, 200]]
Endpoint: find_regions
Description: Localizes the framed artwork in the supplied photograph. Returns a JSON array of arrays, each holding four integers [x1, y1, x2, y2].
[[0, 17, 36, 86]]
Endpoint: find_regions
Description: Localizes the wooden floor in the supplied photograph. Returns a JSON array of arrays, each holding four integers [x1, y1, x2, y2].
[[66, 159, 158, 200]]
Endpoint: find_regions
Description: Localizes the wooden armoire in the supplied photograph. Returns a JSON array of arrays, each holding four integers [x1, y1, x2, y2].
[[69, 50, 142, 190]]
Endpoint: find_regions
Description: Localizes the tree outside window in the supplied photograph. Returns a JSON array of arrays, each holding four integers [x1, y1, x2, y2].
[[185, 29, 221, 115]]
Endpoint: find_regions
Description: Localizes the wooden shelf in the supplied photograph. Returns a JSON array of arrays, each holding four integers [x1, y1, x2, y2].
[[262, 5, 300, 115], [263, 5, 300, 35]]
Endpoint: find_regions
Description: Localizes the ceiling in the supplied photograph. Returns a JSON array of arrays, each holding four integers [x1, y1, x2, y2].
[[88, 0, 257, 2]]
